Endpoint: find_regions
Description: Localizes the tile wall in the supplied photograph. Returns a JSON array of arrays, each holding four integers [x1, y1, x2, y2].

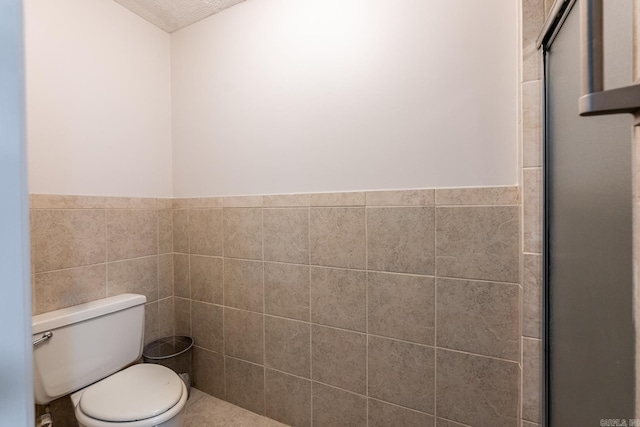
[[30, 186, 522, 426], [30, 195, 176, 344], [172, 187, 521, 427], [520, 0, 546, 425]]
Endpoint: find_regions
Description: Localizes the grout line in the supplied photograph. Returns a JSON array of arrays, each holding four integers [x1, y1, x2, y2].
[[434, 205, 438, 419], [308, 205, 313, 427], [364, 205, 369, 427], [104, 209, 108, 299], [261, 207, 267, 415], [33, 261, 110, 276], [221, 206, 227, 399], [156, 208, 161, 318], [368, 396, 438, 419], [186, 208, 193, 342]]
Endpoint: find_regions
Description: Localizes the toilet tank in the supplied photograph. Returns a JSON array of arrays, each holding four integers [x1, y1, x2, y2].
[[32, 294, 147, 405]]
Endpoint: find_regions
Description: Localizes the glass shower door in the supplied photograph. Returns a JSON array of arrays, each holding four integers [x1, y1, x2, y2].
[[545, 0, 635, 424]]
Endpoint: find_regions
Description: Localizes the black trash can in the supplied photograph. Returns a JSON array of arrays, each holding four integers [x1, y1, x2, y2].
[[143, 336, 193, 396]]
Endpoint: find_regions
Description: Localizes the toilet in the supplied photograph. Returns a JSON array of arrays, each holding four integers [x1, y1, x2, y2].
[[32, 294, 187, 427]]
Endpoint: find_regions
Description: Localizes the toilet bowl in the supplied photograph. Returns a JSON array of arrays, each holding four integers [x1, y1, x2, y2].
[[32, 294, 186, 427], [70, 364, 187, 427]]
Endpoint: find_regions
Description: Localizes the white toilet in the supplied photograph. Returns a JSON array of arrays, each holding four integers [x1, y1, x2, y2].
[[32, 294, 188, 427]]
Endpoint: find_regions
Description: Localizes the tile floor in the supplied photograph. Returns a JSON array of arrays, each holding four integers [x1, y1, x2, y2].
[[186, 388, 289, 427]]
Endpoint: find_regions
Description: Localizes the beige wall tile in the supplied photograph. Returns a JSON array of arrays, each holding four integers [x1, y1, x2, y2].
[[104, 197, 156, 210], [312, 382, 367, 427], [310, 192, 366, 207], [190, 255, 223, 304], [523, 338, 542, 423], [523, 168, 542, 253], [311, 267, 366, 332], [224, 308, 264, 364], [436, 418, 470, 427], [173, 209, 189, 253], [437, 278, 520, 361], [264, 262, 310, 321], [523, 81, 543, 168], [33, 264, 106, 314], [264, 194, 310, 207], [107, 256, 159, 303], [265, 316, 311, 378], [158, 253, 173, 299], [523, 254, 542, 338], [436, 349, 519, 427], [368, 335, 435, 414], [157, 198, 173, 210], [523, 50, 541, 84], [523, 421, 540, 427], [366, 189, 435, 207], [173, 253, 190, 298], [224, 208, 263, 260], [158, 297, 174, 338], [312, 325, 366, 394], [223, 195, 264, 207], [190, 197, 224, 208], [106, 209, 157, 261], [174, 297, 191, 336], [225, 357, 265, 415], [368, 399, 434, 427], [368, 272, 435, 345], [33, 209, 106, 272], [435, 187, 519, 206], [265, 369, 311, 427], [544, 0, 554, 16], [192, 301, 224, 353], [30, 194, 106, 209], [264, 209, 309, 264], [158, 209, 173, 255], [172, 199, 190, 209], [523, 0, 545, 82], [367, 207, 435, 275], [189, 208, 223, 256], [436, 206, 520, 283], [224, 258, 264, 312], [30, 211, 34, 275], [31, 273, 35, 313], [310, 208, 366, 269], [144, 301, 159, 345], [193, 347, 225, 399]]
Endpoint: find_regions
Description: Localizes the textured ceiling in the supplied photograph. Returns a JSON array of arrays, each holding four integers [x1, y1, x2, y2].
[[114, 0, 246, 33]]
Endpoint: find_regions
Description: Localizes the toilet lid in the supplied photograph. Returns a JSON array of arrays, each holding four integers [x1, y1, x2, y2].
[[79, 364, 183, 422]]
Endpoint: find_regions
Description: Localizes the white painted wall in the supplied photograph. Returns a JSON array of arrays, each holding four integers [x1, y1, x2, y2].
[[25, 0, 173, 197], [171, 0, 518, 197], [0, 0, 34, 425]]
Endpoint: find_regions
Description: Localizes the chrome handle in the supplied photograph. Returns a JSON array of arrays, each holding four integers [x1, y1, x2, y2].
[[33, 331, 53, 347], [579, 0, 640, 116]]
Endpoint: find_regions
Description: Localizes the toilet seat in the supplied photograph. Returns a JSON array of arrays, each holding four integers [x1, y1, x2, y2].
[[71, 364, 188, 427]]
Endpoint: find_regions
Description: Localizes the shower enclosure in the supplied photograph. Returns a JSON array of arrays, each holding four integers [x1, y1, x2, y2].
[[540, 0, 637, 424]]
